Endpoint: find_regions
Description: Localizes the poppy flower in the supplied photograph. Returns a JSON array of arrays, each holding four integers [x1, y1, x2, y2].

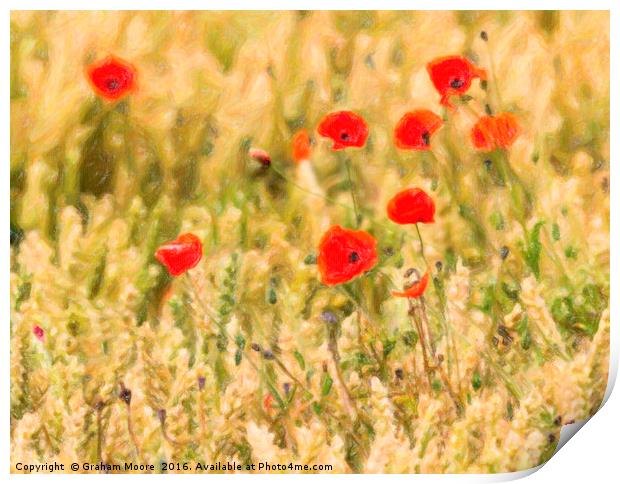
[[317, 225, 378, 286], [86, 55, 136, 101], [426, 56, 486, 108], [33, 325, 44, 341], [392, 272, 429, 298], [317, 111, 369, 150], [155, 233, 203, 276], [263, 393, 275, 413], [394, 110, 443, 150], [292, 128, 312, 163], [471, 113, 520, 151], [387, 188, 435, 225]]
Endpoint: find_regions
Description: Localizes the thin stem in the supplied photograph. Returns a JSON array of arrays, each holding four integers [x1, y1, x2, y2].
[[415, 223, 430, 268], [484, 36, 503, 110], [269, 163, 353, 213], [435, 356, 463, 416], [419, 296, 436, 357], [126, 405, 145, 462], [159, 415, 191, 447], [343, 155, 361, 227], [327, 326, 359, 421], [430, 147, 492, 252], [408, 300, 433, 388], [120, 381, 144, 462]]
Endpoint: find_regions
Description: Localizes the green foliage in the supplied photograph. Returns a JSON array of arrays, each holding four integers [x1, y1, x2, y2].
[[551, 284, 607, 337], [321, 373, 333, 397], [551, 223, 560, 241], [170, 294, 198, 367], [521, 221, 545, 279]]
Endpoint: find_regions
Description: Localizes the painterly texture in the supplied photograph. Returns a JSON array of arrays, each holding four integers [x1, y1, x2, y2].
[[10, 10, 609, 474]]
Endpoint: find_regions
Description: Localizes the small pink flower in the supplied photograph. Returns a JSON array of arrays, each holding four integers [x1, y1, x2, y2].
[[249, 147, 271, 166], [33, 325, 44, 341]]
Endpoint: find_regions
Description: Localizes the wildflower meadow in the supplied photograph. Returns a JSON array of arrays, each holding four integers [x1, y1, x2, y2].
[[10, 10, 610, 474]]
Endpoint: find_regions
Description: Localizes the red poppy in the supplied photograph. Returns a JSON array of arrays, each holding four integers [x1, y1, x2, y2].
[[394, 110, 443, 150], [292, 128, 312, 163], [426, 56, 486, 108], [249, 147, 271, 166], [392, 272, 429, 298], [387, 188, 435, 225], [155, 233, 203, 276], [263, 393, 274, 413], [317, 111, 369, 150], [317, 225, 378, 286], [471, 113, 520, 151], [86, 55, 136, 101], [33, 325, 44, 341]]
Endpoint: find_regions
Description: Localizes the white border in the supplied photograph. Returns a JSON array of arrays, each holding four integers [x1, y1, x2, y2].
[[3, 2, 616, 482]]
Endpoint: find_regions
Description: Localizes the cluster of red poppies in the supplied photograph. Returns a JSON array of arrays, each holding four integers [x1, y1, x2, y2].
[[84, 53, 520, 301]]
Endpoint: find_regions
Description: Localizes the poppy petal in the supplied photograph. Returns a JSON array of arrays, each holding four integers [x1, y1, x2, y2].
[[317, 111, 369, 151], [87, 56, 136, 101], [155, 233, 203, 276], [317, 225, 378, 286], [387, 188, 436, 225], [427, 56, 486, 108], [292, 129, 312, 163], [392, 272, 430, 298], [394, 110, 443, 150], [471, 113, 520, 151]]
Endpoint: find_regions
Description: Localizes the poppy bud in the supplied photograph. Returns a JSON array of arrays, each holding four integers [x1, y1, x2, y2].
[[119, 386, 132, 405], [249, 147, 271, 167], [157, 409, 167, 423], [251, 343, 262, 352], [33, 325, 44, 341], [404, 267, 416, 278], [321, 310, 338, 324], [262, 349, 275, 360], [198, 376, 206, 390]]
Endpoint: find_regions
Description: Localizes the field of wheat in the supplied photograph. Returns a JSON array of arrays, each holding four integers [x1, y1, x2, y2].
[[10, 10, 610, 474]]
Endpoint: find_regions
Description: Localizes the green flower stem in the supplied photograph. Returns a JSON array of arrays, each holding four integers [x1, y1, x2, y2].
[[343, 153, 361, 228], [429, 148, 491, 252], [415, 223, 430, 268]]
